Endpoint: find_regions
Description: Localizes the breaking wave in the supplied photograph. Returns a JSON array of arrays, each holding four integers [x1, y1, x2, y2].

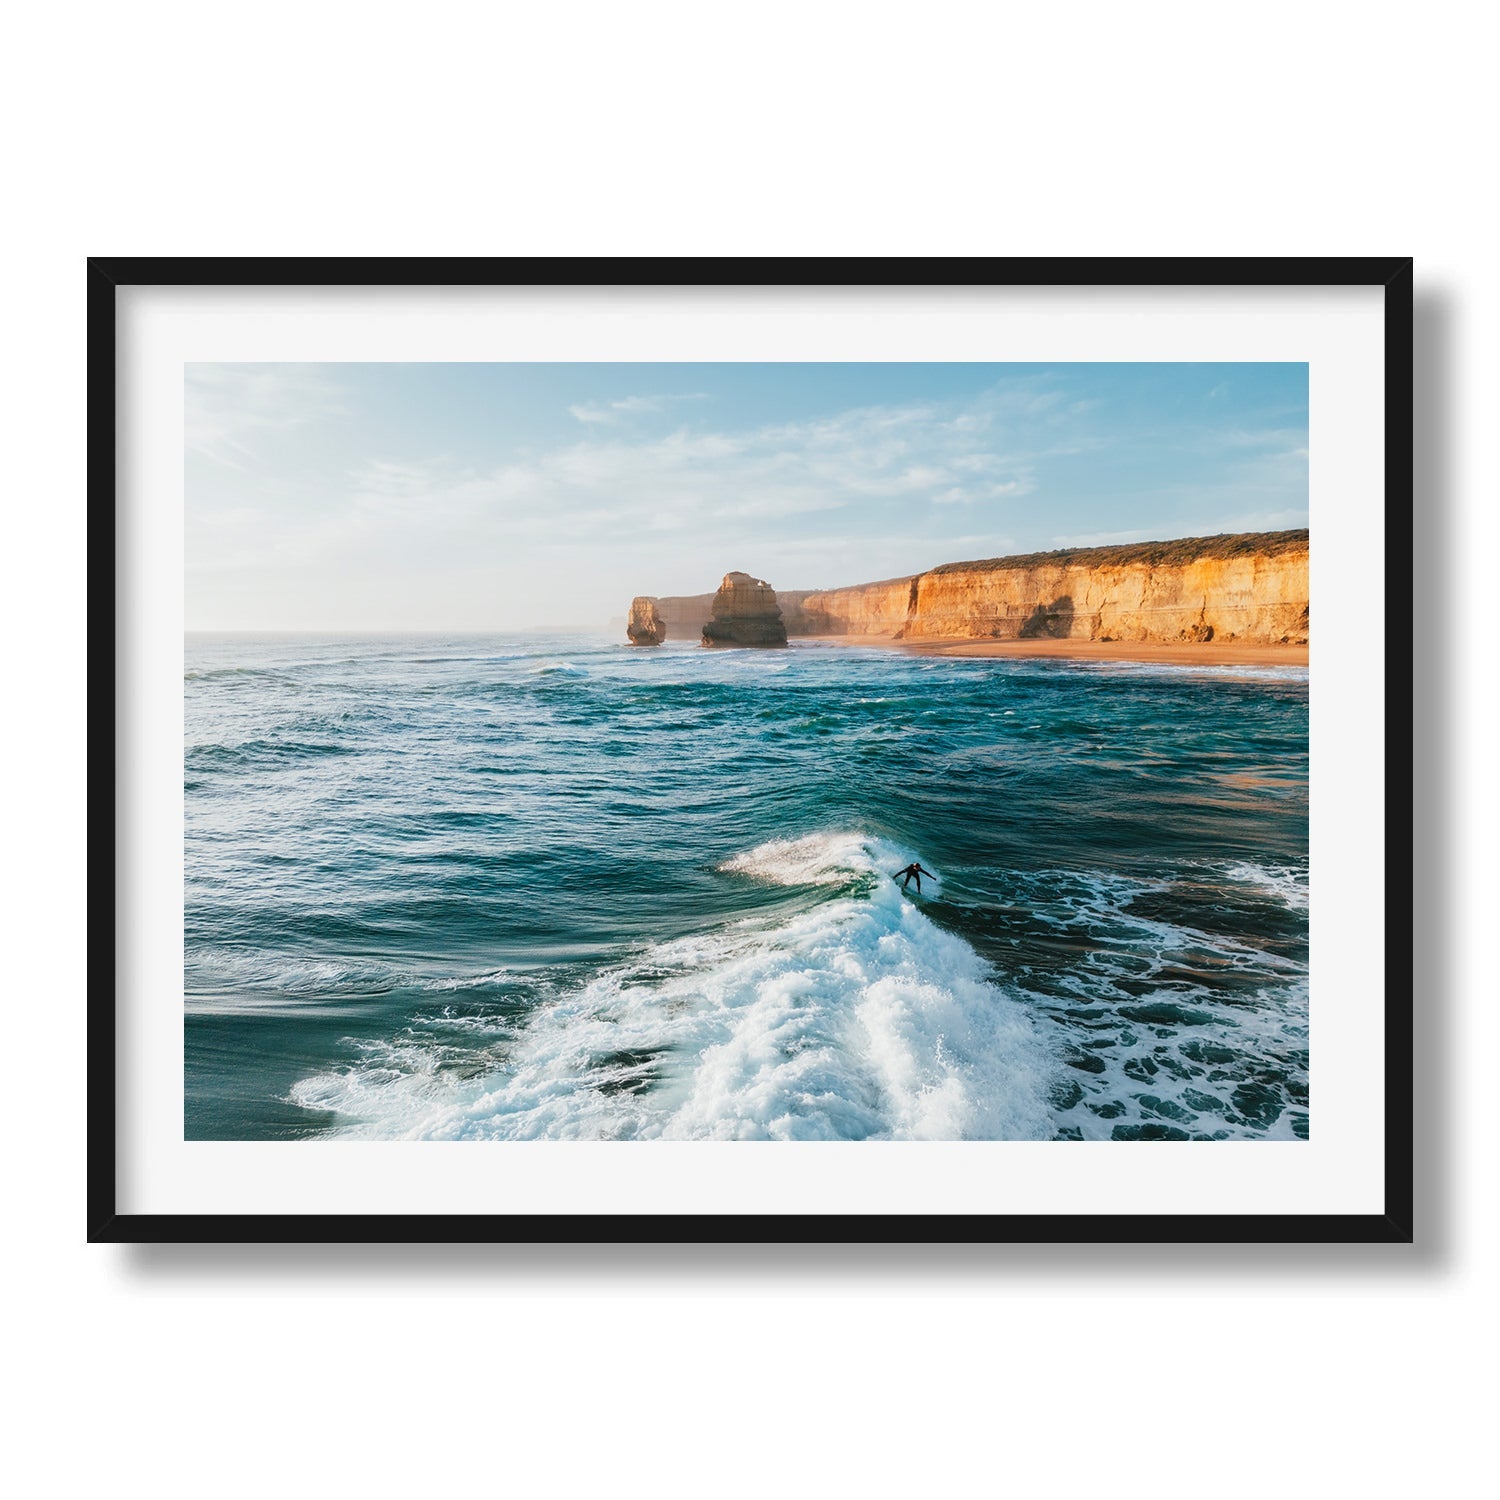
[[287, 834, 1059, 1140]]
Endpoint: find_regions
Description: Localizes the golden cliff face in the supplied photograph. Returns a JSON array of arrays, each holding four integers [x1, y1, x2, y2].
[[792, 578, 917, 636], [903, 551, 1309, 644]]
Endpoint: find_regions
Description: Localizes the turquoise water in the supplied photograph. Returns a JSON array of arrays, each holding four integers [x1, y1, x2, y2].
[[184, 633, 1310, 1141]]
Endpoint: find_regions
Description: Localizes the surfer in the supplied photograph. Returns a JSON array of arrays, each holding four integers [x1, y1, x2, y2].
[[896, 862, 935, 894]]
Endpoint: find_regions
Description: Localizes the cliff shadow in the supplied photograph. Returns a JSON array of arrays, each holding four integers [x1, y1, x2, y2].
[[1018, 595, 1075, 639]]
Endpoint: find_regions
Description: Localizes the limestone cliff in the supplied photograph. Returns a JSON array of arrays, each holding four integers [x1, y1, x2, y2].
[[909, 532, 1307, 644], [701, 571, 789, 647], [795, 531, 1309, 645], [653, 592, 714, 640], [789, 576, 918, 636], [625, 596, 665, 646], [626, 530, 1308, 649]]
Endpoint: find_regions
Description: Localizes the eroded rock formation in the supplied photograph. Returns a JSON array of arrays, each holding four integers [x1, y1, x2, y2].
[[647, 587, 819, 640], [625, 596, 665, 646], [701, 571, 788, 647]]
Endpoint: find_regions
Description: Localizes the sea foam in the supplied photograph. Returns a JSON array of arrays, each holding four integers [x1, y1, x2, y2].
[[288, 833, 1057, 1141]]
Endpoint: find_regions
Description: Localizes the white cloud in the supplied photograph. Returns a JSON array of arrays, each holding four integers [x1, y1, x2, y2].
[[186, 364, 345, 466], [385, 395, 1034, 539], [567, 392, 710, 424], [188, 385, 1051, 601], [931, 479, 1031, 505]]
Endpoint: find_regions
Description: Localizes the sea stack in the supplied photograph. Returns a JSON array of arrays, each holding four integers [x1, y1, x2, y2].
[[626, 596, 666, 646], [701, 571, 788, 647]]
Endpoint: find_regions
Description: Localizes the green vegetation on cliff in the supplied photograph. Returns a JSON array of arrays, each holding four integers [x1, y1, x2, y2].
[[929, 529, 1309, 576]]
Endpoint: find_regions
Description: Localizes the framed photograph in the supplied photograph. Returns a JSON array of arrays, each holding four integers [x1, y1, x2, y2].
[[92, 258, 1413, 1243]]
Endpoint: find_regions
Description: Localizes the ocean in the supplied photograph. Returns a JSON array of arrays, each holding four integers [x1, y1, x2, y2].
[[184, 632, 1310, 1142]]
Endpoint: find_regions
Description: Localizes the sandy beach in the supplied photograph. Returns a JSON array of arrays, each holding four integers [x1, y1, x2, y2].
[[799, 635, 1309, 668]]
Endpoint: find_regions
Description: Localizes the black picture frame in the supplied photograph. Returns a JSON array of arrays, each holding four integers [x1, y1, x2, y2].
[[90, 256, 1414, 1245]]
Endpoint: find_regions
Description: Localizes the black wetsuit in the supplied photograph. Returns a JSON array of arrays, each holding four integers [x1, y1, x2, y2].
[[898, 863, 934, 893]]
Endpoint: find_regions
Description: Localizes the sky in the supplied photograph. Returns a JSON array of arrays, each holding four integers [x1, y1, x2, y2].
[[185, 362, 1309, 631]]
